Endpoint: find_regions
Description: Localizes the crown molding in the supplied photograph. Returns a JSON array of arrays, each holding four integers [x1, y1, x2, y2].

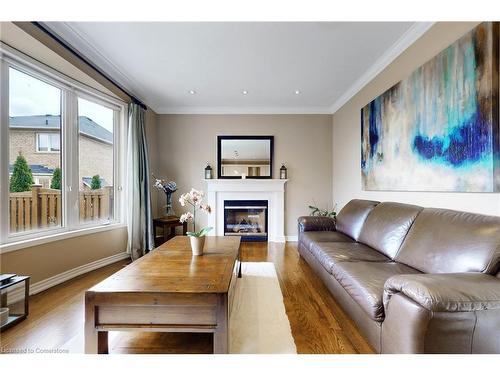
[[40, 22, 151, 109], [157, 106, 333, 115], [329, 22, 435, 114]]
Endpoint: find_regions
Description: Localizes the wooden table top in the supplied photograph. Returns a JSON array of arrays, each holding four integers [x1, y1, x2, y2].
[[88, 236, 241, 294]]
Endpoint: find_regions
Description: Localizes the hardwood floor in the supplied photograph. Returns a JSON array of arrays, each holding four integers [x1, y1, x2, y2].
[[0, 241, 374, 354]]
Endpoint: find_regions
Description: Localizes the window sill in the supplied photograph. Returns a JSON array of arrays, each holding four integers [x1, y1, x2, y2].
[[0, 223, 127, 254]]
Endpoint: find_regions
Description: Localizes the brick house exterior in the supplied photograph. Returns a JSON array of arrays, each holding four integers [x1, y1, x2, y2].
[[9, 115, 113, 189]]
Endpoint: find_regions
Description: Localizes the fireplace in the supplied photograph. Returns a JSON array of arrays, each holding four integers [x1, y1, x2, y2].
[[224, 200, 268, 241], [206, 179, 287, 242]]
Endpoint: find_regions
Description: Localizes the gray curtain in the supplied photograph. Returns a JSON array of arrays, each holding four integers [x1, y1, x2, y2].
[[126, 103, 154, 260]]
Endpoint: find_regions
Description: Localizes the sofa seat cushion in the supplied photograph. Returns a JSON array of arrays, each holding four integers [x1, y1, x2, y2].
[[301, 231, 354, 251], [309, 242, 391, 273], [331, 262, 421, 322]]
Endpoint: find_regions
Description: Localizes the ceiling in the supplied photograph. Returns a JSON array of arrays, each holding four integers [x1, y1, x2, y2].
[[44, 22, 433, 114]]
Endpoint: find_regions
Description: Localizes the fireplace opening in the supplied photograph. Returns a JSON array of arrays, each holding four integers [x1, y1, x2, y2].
[[224, 200, 268, 242]]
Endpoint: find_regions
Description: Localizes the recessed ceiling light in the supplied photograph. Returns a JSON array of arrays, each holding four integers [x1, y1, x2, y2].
[[189, 90, 196, 95], [242, 90, 248, 95], [294, 90, 301, 95]]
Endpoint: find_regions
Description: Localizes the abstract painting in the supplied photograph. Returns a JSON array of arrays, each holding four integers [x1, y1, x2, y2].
[[361, 22, 499, 192]]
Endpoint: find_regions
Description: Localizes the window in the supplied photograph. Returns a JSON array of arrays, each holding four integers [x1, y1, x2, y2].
[[37, 133, 61, 152], [0, 47, 125, 247], [8, 68, 62, 233], [77, 97, 115, 223]]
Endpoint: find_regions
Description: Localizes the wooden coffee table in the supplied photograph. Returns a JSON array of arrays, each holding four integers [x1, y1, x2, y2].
[[84, 236, 241, 354]]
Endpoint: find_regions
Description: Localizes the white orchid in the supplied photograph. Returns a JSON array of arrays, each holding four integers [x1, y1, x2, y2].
[[179, 189, 207, 209], [179, 212, 194, 223], [179, 194, 187, 207], [178, 187, 212, 237], [200, 204, 211, 214]]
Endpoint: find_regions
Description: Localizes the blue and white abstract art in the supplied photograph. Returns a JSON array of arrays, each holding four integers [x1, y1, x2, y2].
[[361, 22, 500, 192]]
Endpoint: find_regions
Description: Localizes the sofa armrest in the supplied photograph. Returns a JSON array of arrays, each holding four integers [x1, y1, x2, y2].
[[298, 216, 336, 232], [384, 273, 500, 313]]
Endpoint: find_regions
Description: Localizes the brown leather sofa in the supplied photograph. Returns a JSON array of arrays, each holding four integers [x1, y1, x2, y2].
[[298, 199, 500, 353]]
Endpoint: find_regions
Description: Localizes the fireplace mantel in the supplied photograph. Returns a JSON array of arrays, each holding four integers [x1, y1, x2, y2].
[[205, 179, 288, 242]]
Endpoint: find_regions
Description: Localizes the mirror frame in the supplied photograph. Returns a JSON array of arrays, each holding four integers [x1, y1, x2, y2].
[[217, 135, 274, 179]]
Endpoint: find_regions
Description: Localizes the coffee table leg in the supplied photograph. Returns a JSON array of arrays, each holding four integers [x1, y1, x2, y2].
[[213, 294, 229, 354], [84, 293, 98, 354]]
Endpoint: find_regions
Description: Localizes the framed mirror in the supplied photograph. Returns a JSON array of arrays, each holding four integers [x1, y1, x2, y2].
[[217, 135, 274, 179]]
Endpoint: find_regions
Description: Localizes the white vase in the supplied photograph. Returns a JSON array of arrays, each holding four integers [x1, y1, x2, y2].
[[189, 235, 205, 256]]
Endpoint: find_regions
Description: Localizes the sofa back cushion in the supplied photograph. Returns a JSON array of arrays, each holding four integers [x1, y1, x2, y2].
[[395, 208, 500, 274], [358, 202, 423, 259], [335, 199, 379, 241]]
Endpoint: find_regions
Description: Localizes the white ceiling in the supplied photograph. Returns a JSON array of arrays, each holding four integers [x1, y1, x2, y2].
[[44, 22, 433, 114]]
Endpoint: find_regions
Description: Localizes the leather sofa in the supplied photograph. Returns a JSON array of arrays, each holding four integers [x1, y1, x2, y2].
[[298, 199, 500, 353]]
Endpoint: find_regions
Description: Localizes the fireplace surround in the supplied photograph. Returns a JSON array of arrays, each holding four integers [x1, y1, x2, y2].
[[205, 179, 287, 242]]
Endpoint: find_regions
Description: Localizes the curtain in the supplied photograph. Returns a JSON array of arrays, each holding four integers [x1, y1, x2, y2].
[[126, 103, 154, 260]]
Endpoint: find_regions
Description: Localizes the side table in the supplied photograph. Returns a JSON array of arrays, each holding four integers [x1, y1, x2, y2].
[[153, 216, 187, 247], [0, 275, 30, 332]]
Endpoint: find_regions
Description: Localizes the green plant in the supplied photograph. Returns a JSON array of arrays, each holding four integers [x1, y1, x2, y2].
[[187, 227, 213, 237], [90, 175, 101, 190], [50, 167, 62, 190], [9, 154, 34, 192], [308, 204, 337, 218]]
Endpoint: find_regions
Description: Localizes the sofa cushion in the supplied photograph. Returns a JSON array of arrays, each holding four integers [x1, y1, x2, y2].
[[358, 202, 423, 259], [383, 273, 500, 313], [336, 199, 379, 241], [300, 231, 353, 251], [331, 261, 421, 322], [396, 208, 500, 274], [309, 242, 391, 273]]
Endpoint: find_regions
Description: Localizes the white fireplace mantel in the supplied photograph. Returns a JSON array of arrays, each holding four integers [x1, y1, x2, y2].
[[205, 179, 288, 243]]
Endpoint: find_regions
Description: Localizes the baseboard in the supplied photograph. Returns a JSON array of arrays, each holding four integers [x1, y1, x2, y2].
[[270, 236, 297, 242], [7, 252, 130, 304]]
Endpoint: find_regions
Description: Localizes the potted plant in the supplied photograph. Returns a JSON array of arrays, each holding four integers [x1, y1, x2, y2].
[[309, 203, 337, 221], [179, 188, 213, 255], [153, 175, 178, 217]]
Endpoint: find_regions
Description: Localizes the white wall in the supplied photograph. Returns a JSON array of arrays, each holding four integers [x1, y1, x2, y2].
[[332, 22, 500, 216]]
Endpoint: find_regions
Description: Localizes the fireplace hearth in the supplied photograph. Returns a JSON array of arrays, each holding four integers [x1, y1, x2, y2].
[[224, 200, 268, 241]]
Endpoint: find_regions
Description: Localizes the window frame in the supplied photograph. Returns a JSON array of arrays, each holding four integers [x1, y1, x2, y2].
[[36, 132, 61, 153], [0, 43, 127, 250]]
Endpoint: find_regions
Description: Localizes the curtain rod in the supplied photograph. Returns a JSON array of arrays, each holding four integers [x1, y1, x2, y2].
[[30, 22, 148, 111]]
